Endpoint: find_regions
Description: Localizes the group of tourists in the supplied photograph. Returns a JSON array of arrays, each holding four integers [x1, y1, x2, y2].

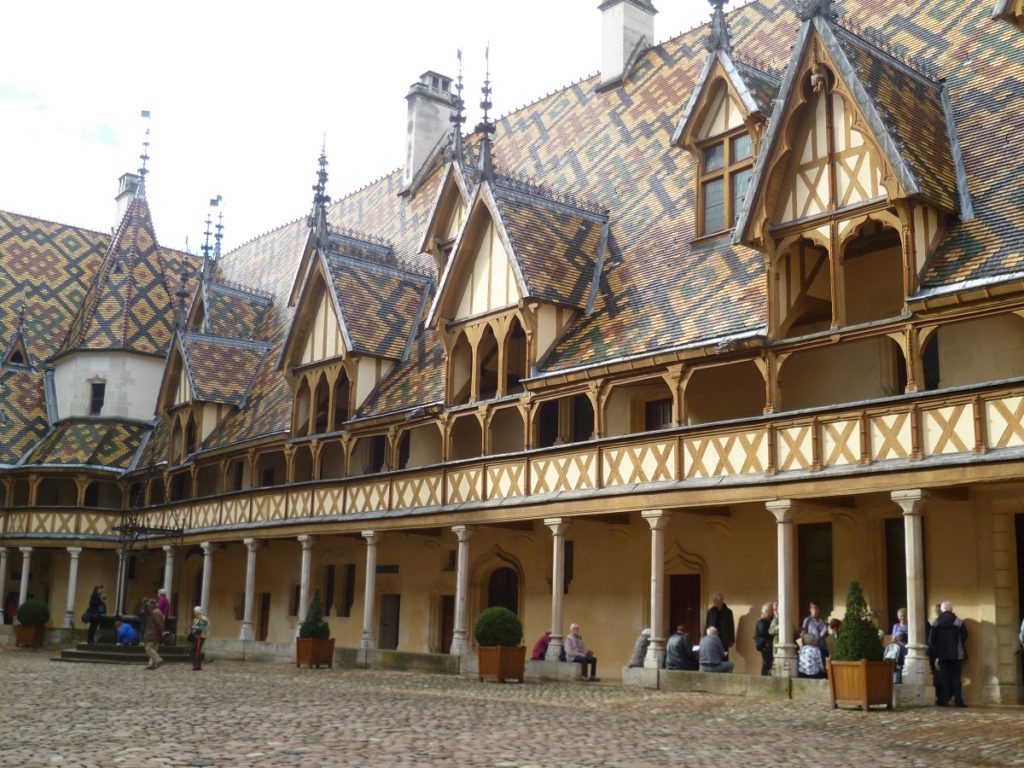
[[81, 585, 210, 671]]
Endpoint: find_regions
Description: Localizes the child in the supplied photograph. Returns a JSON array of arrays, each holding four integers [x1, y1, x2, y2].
[[884, 631, 908, 683]]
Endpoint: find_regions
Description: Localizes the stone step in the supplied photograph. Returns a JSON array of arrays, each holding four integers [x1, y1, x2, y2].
[[55, 644, 197, 665]]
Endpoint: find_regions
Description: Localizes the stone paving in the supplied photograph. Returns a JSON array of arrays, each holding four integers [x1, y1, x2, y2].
[[4, 648, 1024, 768]]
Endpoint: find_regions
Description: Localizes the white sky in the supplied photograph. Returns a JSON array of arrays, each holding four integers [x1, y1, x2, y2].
[[0, 1, 731, 255]]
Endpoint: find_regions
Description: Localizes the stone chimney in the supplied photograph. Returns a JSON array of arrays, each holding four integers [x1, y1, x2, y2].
[[114, 172, 140, 225], [402, 71, 456, 191], [599, 0, 657, 89]]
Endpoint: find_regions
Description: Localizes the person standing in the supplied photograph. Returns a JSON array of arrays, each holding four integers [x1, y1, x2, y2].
[[628, 628, 651, 668], [928, 601, 968, 707], [189, 606, 209, 671], [754, 603, 774, 676], [704, 593, 735, 657], [86, 585, 106, 644], [564, 623, 598, 681], [891, 606, 909, 640], [143, 599, 165, 670], [801, 602, 829, 657], [156, 588, 170, 618]]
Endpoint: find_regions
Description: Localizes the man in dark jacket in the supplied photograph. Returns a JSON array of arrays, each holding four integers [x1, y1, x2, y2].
[[705, 593, 735, 656], [928, 601, 968, 707], [664, 624, 698, 670]]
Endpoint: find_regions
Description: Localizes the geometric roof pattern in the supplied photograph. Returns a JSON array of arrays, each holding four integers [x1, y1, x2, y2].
[[22, 419, 149, 471], [204, 282, 273, 341], [0, 368, 49, 465], [60, 196, 195, 357], [180, 333, 269, 406]]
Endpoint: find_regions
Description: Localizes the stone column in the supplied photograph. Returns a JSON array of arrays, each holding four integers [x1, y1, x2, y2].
[[162, 546, 175, 605], [200, 542, 214, 615], [766, 500, 798, 677], [297, 535, 314, 628], [64, 547, 83, 628], [544, 518, 569, 662], [642, 510, 670, 668], [0, 548, 9, 615], [114, 548, 126, 615], [17, 547, 32, 616], [449, 524, 473, 656], [360, 530, 379, 650], [240, 538, 258, 642], [892, 489, 928, 686]]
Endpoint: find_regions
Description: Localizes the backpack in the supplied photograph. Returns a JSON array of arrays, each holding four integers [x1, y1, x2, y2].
[[883, 642, 902, 661]]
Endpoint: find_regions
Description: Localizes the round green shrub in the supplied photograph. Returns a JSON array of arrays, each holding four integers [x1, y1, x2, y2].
[[299, 587, 330, 640], [16, 599, 50, 627], [473, 606, 523, 647], [833, 579, 884, 662]]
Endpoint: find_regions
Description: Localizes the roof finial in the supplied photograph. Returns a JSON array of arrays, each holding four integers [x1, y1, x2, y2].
[[796, 0, 836, 22], [446, 49, 467, 167], [308, 141, 331, 248], [175, 252, 191, 331], [705, 0, 731, 53], [475, 45, 496, 182], [201, 207, 213, 263], [214, 209, 224, 260], [137, 110, 151, 199]]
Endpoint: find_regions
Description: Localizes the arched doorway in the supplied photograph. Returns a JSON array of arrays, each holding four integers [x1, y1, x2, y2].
[[487, 567, 519, 614]]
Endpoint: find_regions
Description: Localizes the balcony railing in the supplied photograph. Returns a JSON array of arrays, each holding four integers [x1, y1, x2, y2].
[[3, 380, 1023, 539]]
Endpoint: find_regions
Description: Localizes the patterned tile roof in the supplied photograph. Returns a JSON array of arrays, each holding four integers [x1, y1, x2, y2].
[[0, 369, 48, 465], [357, 328, 446, 419], [204, 282, 272, 341], [326, 253, 431, 360], [490, 177, 608, 311], [181, 334, 269, 406], [61, 197, 197, 357], [22, 419, 149, 471]]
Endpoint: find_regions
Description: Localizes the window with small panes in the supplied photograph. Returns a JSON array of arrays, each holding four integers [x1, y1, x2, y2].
[[698, 129, 754, 236]]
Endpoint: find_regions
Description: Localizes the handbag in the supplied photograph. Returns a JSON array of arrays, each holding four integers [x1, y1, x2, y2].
[[186, 631, 197, 643], [81, 610, 92, 624]]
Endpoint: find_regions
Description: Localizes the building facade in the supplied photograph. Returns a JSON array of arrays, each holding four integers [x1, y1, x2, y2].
[[2, 0, 1024, 702]]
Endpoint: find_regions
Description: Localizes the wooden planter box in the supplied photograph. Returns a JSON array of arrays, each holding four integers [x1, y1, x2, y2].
[[15, 624, 45, 648], [827, 659, 895, 711], [296, 637, 335, 668], [478, 645, 525, 683]]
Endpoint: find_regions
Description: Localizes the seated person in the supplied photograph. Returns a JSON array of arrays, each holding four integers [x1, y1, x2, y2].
[[884, 631, 908, 684], [664, 624, 698, 670], [628, 628, 651, 668], [797, 632, 826, 679], [531, 631, 551, 661], [564, 623, 598, 681], [114, 620, 137, 646], [698, 627, 734, 673]]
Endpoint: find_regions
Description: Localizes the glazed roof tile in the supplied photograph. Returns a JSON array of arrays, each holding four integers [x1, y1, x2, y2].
[[23, 419, 149, 471], [181, 334, 269, 406], [0, 369, 48, 465]]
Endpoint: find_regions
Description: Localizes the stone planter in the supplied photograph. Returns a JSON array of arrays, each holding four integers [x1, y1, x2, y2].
[[827, 659, 895, 710], [296, 637, 335, 668], [478, 645, 525, 683], [15, 624, 45, 648]]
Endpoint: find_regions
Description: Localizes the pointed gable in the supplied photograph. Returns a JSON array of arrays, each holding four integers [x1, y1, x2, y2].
[[735, 16, 961, 246], [60, 197, 197, 357], [418, 162, 471, 263], [428, 176, 608, 325], [181, 333, 269, 406]]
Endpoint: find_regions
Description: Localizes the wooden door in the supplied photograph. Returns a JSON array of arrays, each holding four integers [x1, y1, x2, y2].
[[669, 574, 701, 637], [257, 592, 271, 641], [439, 594, 455, 654], [379, 594, 400, 650]]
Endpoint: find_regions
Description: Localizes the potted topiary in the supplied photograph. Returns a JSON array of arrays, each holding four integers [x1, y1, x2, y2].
[[827, 579, 894, 710], [296, 588, 335, 668], [474, 606, 525, 683], [15, 599, 50, 648]]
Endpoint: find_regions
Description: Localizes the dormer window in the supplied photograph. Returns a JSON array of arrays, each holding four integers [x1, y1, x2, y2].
[[699, 129, 754, 236], [89, 380, 106, 416]]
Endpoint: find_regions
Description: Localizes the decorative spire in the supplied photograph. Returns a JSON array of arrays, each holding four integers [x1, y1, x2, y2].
[[308, 141, 331, 248], [214, 209, 224, 260], [445, 49, 467, 167], [137, 110, 151, 199], [175, 253, 191, 331], [475, 45, 496, 182], [705, 0, 731, 53], [796, 0, 836, 22]]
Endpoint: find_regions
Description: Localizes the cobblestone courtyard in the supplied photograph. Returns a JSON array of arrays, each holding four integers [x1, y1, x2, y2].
[[4, 649, 1024, 767]]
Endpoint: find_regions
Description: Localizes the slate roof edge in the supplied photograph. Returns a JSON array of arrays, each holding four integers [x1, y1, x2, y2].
[[941, 82, 975, 221], [585, 220, 611, 316], [327, 251, 432, 286], [181, 332, 271, 352], [529, 327, 767, 383], [207, 280, 274, 305], [913, 270, 1024, 301]]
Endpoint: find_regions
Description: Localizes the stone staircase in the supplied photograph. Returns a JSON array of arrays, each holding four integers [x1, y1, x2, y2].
[[53, 642, 198, 665]]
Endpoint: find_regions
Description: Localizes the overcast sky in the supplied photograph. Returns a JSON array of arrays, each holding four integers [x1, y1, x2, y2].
[[0, 1, 734, 255]]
